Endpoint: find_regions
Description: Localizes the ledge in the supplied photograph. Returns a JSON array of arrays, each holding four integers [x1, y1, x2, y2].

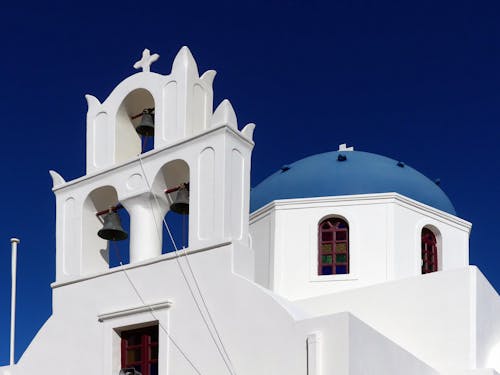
[[98, 300, 172, 322], [52, 124, 253, 192], [250, 192, 471, 230], [51, 241, 232, 289]]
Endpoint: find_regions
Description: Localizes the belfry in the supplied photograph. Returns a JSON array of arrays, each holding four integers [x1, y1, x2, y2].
[[50, 47, 255, 276]]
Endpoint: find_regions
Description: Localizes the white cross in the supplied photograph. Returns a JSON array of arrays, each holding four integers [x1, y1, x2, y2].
[[133, 48, 160, 72], [338, 143, 354, 151]]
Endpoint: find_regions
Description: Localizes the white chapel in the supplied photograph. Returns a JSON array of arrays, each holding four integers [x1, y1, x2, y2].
[[0, 47, 499, 375]]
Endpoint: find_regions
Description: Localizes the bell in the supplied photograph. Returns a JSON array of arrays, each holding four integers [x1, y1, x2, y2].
[[119, 368, 142, 375], [170, 186, 189, 215], [98, 211, 128, 241], [119, 369, 142, 375], [135, 109, 154, 137]]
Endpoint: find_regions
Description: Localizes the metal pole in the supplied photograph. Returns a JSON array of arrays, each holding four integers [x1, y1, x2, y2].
[[10, 238, 20, 366]]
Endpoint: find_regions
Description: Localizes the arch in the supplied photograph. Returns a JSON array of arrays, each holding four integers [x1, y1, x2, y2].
[[152, 159, 191, 251], [83, 185, 130, 271], [318, 216, 349, 275], [421, 226, 439, 274], [115, 88, 155, 163]]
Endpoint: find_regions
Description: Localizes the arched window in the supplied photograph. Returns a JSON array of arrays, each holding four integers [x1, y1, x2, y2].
[[318, 217, 349, 275], [421, 228, 438, 274]]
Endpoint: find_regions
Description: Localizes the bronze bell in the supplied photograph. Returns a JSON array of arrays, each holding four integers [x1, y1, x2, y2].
[[119, 368, 141, 375], [170, 185, 189, 215], [98, 211, 128, 241], [135, 109, 154, 137]]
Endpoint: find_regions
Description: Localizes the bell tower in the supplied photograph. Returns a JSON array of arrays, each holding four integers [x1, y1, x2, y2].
[[50, 47, 256, 283]]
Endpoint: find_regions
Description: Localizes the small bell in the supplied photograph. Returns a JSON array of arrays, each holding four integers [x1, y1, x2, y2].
[[119, 368, 142, 375], [170, 185, 189, 215], [135, 109, 154, 137], [98, 211, 128, 241]]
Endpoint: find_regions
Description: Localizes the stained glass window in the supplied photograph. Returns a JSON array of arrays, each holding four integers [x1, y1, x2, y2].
[[318, 218, 349, 275], [421, 228, 438, 274]]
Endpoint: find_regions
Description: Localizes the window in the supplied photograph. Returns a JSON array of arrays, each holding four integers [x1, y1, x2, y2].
[[421, 228, 438, 274], [318, 217, 349, 275], [121, 325, 159, 375]]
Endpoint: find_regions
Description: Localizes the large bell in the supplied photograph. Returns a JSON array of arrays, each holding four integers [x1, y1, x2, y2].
[[170, 186, 189, 215], [98, 211, 128, 241], [135, 109, 154, 137]]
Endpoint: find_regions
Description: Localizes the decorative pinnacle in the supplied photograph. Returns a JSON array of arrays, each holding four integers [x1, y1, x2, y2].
[[133, 48, 160, 72]]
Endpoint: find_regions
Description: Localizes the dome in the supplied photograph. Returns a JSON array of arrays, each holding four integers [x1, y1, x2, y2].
[[250, 151, 456, 215]]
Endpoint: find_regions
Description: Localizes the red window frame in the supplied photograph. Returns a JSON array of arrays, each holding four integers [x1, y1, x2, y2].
[[421, 228, 438, 274], [121, 325, 159, 375], [318, 217, 349, 275]]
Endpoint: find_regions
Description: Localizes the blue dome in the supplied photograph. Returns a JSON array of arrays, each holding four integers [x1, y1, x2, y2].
[[250, 151, 456, 215]]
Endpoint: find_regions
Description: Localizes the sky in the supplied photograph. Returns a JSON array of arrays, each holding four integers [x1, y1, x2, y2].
[[0, 0, 499, 364]]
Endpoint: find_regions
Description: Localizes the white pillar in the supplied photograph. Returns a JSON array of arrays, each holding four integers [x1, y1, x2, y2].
[[122, 193, 167, 263], [10, 238, 20, 366]]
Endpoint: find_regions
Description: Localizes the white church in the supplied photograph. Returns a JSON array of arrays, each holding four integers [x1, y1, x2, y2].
[[1, 47, 499, 375]]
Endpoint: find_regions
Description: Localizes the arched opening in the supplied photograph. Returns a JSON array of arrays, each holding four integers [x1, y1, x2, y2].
[[83, 186, 131, 271], [151, 159, 190, 252], [318, 217, 349, 275], [421, 227, 439, 274], [115, 89, 155, 163]]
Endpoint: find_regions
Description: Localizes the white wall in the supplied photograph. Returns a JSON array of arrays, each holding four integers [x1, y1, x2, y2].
[[348, 314, 438, 375], [270, 196, 389, 299], [475, 268, 500, 370], [0, 245, 370, 375], [296, 266, 498, 373], [249, 210, 274, 288], [250, 193, 471, 301], [2, 257, 498, 375], [391, 200, 470, 279]]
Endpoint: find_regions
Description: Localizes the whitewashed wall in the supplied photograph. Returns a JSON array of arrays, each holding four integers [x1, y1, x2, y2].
[[296, 266, 500, 373], [250, 193, 471, 300], [0, 244, 438, 375]]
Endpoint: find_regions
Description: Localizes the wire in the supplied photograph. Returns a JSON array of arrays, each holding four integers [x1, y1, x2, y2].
[[137, 155, 237, 375], [137, 156, 236, 375], [111, 242, 203, 375]]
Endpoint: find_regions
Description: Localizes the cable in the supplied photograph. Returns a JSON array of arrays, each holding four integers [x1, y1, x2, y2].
[[112, 242, 203, 375], [138, 156, 236, 375], [137, 155, 237, 375]]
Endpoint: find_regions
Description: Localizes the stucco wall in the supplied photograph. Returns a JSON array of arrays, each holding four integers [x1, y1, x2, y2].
[[391, 201, 470, 279], [296, 267, 477, 372], [475, 268, 500, 370], [348, 314, 438, 375], [1, 245, 346, 375], [250, 193, 471, 301], [249, 210, 274, 288]]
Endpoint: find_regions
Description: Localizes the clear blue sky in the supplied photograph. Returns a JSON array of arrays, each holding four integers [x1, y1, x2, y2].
[[0, 0, 499, 364]]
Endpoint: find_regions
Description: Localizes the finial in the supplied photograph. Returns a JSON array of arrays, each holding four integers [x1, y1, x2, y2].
[[338, 143, 354, 152], [49, 170, 66, 188], [133, 48, 160, 72]]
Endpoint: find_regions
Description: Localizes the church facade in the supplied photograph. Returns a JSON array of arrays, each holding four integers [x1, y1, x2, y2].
[[0, 47, 499, 375]]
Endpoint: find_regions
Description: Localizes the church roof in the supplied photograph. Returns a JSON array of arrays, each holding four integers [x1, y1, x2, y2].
[[250, 150, 456, 215]]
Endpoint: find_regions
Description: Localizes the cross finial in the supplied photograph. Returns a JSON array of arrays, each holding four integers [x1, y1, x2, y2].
[[338, 143, 354, 151], [133, 48, 160, 72]]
